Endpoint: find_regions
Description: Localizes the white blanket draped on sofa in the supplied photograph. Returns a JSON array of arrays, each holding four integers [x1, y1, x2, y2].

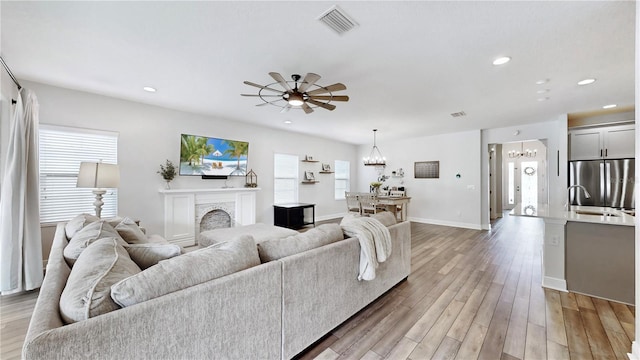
[[340, 216, 392, 281]]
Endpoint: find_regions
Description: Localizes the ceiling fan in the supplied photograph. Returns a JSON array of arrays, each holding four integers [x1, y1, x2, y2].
[[241, 72, 349, 114]]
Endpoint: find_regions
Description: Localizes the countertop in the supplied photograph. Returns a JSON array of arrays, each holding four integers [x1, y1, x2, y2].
[[510, 203, 636, 227]]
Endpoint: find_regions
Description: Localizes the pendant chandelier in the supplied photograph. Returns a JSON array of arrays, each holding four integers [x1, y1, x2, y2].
[[508, 142, 537, 158], [363, 129, 386, 167]]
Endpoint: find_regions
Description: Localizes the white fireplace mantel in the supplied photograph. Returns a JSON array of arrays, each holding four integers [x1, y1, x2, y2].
[[159, 188, 260, 246]]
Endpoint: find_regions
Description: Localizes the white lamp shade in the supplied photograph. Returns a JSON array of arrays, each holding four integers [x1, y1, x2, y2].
[[77, 162, 120, 188]]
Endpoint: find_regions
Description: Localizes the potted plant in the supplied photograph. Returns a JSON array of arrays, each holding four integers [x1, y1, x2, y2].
[[370, 181, 382, 194], [158, 160, 177, 189]]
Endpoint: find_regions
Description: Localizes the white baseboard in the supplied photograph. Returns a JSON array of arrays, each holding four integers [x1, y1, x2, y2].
[[628, 341, 639, 360], [409, 217, 483, 230], [542, 276, 567, 292]]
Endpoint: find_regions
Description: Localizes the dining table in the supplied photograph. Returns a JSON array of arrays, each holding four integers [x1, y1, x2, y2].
[[376, 196, 411, 221]]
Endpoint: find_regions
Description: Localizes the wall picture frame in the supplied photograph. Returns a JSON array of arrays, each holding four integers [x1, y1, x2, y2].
[[305, 171, 315, 181], [322, 163, 331, 172], [414, 161, 440, 178], [305, 155, 314, 161]]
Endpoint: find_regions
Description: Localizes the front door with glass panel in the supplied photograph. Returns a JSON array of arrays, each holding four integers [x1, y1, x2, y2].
[[503, 141, 547, 211]]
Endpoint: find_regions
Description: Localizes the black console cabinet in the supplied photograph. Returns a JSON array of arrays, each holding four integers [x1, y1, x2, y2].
[[273, 203, 315, 229]]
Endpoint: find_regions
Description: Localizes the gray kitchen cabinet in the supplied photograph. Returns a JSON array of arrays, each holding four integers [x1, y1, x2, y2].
[[569, 124, 635, 160], [566, 221, 634, 304]]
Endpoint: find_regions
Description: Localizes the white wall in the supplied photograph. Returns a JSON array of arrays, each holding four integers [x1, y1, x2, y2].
[[18, 80, 358, 240], [481, 117, 568, 229], [357, 130, 483, 229]]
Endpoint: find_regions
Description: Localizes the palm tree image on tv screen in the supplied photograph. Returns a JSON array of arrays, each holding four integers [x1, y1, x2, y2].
[[179, 134, 248, 176]]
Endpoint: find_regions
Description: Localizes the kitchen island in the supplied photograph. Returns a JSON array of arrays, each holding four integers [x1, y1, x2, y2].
[[511, 204, 635, 304]]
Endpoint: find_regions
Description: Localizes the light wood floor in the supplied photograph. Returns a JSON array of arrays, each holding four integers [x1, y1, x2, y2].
[[0, 214, 634, 360], [298, 214, 635, 360]]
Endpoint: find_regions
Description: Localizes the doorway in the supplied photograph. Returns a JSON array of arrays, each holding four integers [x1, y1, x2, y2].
[[489, 140, 548, 219], [502, 140, 547, 211]]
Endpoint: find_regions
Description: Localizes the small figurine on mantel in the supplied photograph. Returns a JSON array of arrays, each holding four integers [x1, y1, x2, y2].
[[245, 169, 257, 188]]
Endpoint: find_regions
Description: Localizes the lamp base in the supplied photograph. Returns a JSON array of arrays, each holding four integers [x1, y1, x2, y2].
[[92, 189, 107, 218]]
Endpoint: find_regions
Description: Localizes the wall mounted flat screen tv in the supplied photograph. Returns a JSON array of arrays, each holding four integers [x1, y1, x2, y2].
[[179, 133, 249, 176]]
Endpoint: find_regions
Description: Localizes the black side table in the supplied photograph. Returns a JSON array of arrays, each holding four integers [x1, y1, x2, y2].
[[273, 203, 315, 229]]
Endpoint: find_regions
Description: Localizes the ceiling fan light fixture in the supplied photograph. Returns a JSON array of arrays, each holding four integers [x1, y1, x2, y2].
[[287, 93, 305, 106], [243, 72, 349, 113]]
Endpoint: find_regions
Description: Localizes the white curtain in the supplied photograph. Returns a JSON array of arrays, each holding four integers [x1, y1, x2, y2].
[[0, 89, 43, 294]]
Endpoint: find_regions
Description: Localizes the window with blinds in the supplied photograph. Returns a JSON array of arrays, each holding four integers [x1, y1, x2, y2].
[[334, 160, 350, 200], [39, 125, 118, 223], [274, 153, 298, 204]]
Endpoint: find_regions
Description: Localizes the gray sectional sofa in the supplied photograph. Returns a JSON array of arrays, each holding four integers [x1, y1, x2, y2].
[[23, 214, 411, 360]]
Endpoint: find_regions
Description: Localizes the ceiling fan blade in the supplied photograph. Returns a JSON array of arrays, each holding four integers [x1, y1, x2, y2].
[[241, 94, 283, 97], [280, 104, 292, 113], [308, 95, 349, 102], [243, 81, 285, 94], [256, 99, 284, 107], [269, 72, 292, 91], [306, 83, 347, 95], [298, 73, 321, 92], [302, 103, 314, 114], [307, 98, 336, 111]]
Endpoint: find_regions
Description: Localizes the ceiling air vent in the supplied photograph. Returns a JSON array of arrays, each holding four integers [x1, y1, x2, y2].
[[317, 5, 359, 35], [450, 111, 467, 118]]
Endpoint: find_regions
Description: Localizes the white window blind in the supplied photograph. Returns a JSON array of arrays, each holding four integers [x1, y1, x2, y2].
[[274, 153, 298, 204], [39, 125, 118, 223], [334, 160, 350, 200]]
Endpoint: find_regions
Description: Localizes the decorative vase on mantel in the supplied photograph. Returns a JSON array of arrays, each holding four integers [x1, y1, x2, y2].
[[165, 181, 172, 190]]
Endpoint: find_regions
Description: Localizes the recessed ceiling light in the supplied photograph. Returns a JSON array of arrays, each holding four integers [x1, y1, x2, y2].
[[283, 120, 292, 124], [143, 86, 157, 92], [577, 78, 596, 86], [537, 97, 550, 102], [536, 89, 550, 94], [492, 56, 511, 65], [602, 104, 617, 109], [535, 79, 549, 85]]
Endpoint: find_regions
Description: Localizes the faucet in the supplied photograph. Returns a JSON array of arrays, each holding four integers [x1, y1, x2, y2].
[[566, 185, 591, 210]]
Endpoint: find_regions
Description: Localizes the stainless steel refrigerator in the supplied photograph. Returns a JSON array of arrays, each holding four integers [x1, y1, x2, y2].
[[568, 159, 635, 209]]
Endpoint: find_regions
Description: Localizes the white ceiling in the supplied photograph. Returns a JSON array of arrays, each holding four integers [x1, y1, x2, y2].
[[1, 1, 635, 145]]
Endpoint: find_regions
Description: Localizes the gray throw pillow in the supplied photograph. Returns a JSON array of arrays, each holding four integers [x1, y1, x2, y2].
[[64, 220, 126, 266], [257, 223, 344, 262], [111, 235, 260, 307], [370, 212, 397, 227], [125, 243, 183, 269], [114, 217, 148, 244], [59, 237, 141, 324], [64, 213, 99, 238]]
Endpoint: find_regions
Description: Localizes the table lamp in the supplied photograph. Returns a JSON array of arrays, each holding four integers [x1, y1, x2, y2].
[[76, 161, 120, 218]]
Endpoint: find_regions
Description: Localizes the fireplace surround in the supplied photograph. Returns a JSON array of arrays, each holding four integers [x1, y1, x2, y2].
[[159, 188, 259, 246]]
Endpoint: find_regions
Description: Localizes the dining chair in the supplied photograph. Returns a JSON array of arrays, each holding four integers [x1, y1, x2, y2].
[[345, 192, 361, 215], [359, 193, 384, 216]]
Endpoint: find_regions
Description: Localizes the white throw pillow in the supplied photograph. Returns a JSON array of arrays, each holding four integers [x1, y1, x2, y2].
[[59, 237, 141, 324], [65, 213, 99, 238], [64, 220, 125, 266], [125, 243, 183, 269], [114, 217, 148, 244], [111, 235, 260, 307]]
